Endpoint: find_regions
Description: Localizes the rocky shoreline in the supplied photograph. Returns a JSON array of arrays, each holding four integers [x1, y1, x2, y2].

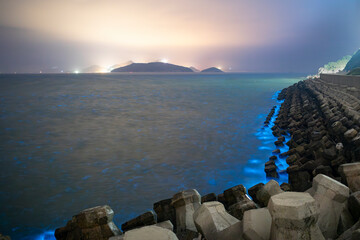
[[36, 75, 360, 239]]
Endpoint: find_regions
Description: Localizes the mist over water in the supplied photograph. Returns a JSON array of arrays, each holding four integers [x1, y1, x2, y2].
[[0, 73, 302, 239]]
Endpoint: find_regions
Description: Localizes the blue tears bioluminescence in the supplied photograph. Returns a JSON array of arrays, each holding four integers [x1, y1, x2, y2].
[[0, 73, 303, 239]]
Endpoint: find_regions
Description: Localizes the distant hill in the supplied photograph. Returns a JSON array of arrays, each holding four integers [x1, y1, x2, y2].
[[109, 61, 133, 72], [111, 62, 194, 73], [201, 67, 223, 73], [190, 66, 200, 72], [347, 67, 360, 76], [344, 49, 360, 71]]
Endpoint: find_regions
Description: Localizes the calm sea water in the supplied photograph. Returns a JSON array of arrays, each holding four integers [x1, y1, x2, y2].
[[0, 73, 302, 239]]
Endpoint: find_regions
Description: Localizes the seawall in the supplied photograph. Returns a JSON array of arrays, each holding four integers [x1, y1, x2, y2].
[[53, 74, 360, 240]]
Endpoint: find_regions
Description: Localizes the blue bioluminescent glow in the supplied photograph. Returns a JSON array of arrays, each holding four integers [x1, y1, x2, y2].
[[250, 90, 290, 185], [35, 230, 55, 240]]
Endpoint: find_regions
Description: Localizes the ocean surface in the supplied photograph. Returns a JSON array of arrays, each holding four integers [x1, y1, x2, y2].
[[0, 73, 303, 239]]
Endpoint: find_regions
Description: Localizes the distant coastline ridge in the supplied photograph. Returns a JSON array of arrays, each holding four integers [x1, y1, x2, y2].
[[111, 62, 224, 73]]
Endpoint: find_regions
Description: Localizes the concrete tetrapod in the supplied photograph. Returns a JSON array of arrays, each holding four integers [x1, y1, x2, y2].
[[242, 208, 271, 240], [171, 189, 201, 234], [339, 163, 360, 192], [307, 174, 349, 239], [109, 225, 178, 240], [193, 201, 243, 240], [268, 192, 324, 240]]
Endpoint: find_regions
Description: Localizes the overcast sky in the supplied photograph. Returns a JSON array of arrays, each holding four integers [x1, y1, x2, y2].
[[0, 0, 359, 73]]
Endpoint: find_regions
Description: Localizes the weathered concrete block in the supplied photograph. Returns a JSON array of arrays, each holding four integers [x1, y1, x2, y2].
[[110, 225, 178, 240], [121, 211, 156, 232], [248, 183, 264, 205], [228, 200, 257, 220], [268, 192, 324, 240], [242, 208, 271, 240], [256, 180, 283, 207], [55, 205, 121, 240], [308, 174, 349, 239], [201, 193, 217, 203], [154, 198, 176, 229], [171, 189, 201, 233], [193, 201, 242, 240], [339, 163, 360, 192], [156, 220, 174, 231], [223, 184, 248, 207]]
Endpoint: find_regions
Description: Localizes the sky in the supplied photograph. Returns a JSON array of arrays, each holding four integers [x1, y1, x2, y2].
[[0, 0, 359, 73]]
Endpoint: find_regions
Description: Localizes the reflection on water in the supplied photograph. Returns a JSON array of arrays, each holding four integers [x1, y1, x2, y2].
[[0, 73, 302, 239]]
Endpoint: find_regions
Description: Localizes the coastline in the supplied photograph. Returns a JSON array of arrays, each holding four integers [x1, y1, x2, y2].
[[53, 74, 360, 240]]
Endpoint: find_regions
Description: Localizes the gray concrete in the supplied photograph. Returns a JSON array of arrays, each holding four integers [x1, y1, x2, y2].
[[268, 192, 324, 240], [193, 201, 242, 240]]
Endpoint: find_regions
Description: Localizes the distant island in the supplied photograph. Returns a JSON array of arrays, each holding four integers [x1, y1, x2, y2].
[[201, 67, 223, 73], [110, 62, 225, 73], [111, 62, 193, 73]]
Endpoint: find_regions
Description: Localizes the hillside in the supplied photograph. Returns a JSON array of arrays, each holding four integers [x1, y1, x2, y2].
[[111, 62, 194, 73], [201, 67, 223, 73], [344, 49, 360, 71]]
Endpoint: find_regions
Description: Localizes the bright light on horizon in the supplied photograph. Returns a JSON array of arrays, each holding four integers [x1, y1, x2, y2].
[[161, 59, 168, 64], [74, 70, 79, 74]]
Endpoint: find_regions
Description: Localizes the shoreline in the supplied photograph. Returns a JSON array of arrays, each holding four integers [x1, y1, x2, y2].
[[4, 74, 360, 240], [54, 74, 360, 240]]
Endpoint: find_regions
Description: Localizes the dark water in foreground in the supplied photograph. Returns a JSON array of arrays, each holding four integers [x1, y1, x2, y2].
[[0, 73, 303, 239]]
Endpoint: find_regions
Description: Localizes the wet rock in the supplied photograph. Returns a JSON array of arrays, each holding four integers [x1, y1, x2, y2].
[[348, 191, 360, 220], [242, 208, 272, 240], [344, 129, 358, 142], [228, 200, 257, 220], [223, 184, 247, 207], [248, 183, 264, 204], [269, 156, 277, 161], [171, 189, 201, 233], [312, 165, 334, 178], [201, 193, 217, 203], [272, 149, 280, 154], [288, 170, 312, 192], [256, 180, 283, 207], [286, 155, 297, 165], [110, 225, 178, 240], [193, 201, 242, 240], [308, 174, 349, 239], [268, 192, 324, 240], [323, 146, 337, 160], [339, 163, 360, 192], [121, 211, 156, 232], [217, 193, 226, 206], [154, 198, 176, 230], [55, 205, 121, 240]]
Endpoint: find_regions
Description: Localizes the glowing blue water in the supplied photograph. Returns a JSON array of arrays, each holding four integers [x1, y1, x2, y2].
[[0, 73, 303, 239]]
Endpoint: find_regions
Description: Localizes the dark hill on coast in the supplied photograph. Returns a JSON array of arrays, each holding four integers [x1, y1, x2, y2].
[[344, 49, 360, 71], [201, 67, 223, 73], [111, 62, 194, 73]]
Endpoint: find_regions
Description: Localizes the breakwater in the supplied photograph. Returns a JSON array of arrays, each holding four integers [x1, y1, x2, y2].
[[48, 75, 360, 239]]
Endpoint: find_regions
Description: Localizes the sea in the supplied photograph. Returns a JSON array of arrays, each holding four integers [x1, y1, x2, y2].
[[0, 73, 303, 239]]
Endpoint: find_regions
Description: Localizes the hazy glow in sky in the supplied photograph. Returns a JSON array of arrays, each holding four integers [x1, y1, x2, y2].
[[0, 0, 359, 73]]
